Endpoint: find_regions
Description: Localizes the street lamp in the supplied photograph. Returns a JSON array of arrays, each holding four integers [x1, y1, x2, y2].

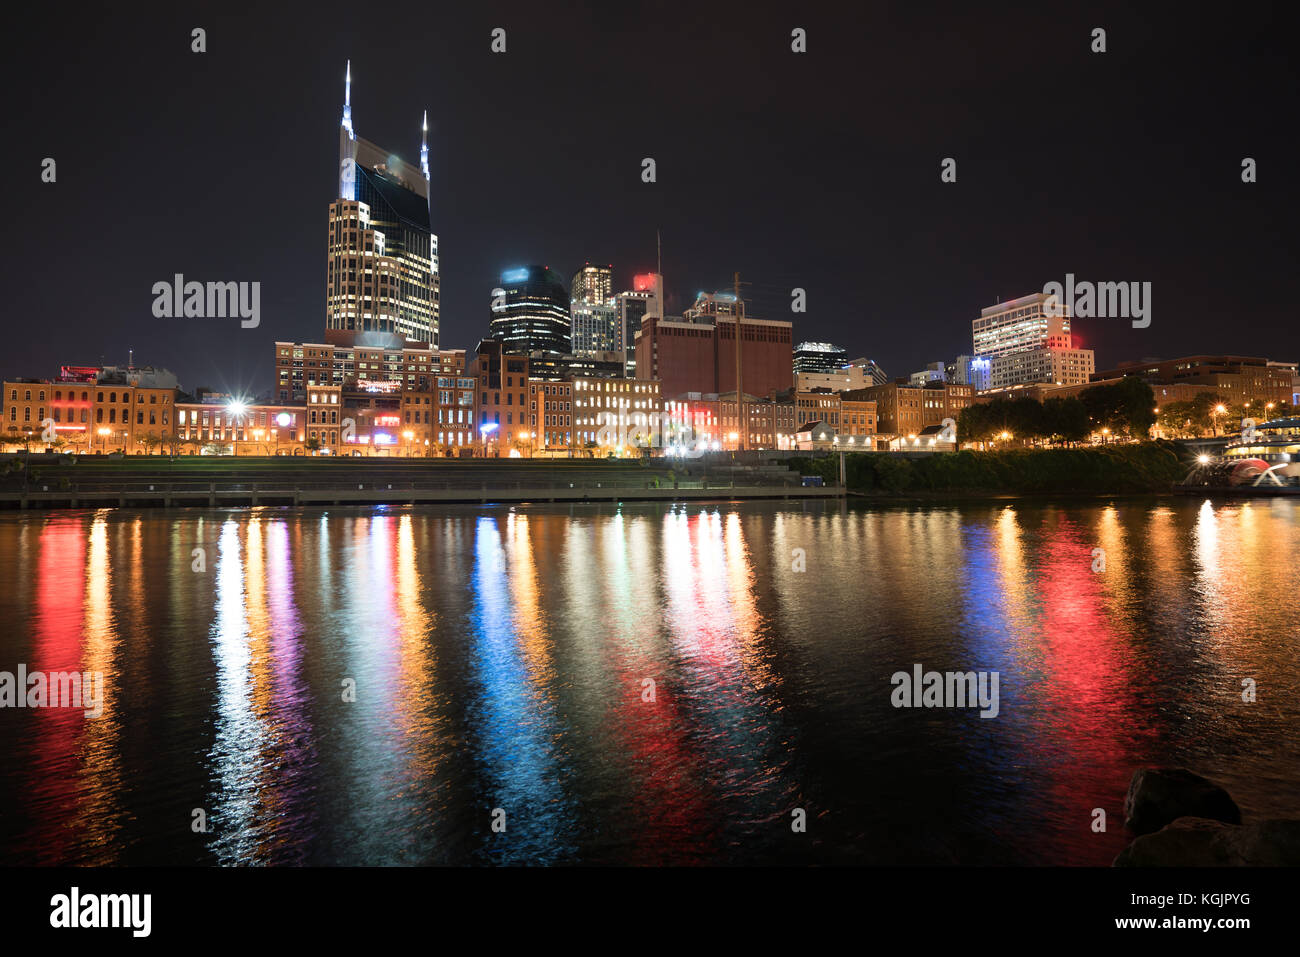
[[479, 422, 498, 458], [226, 399, 249, 455]]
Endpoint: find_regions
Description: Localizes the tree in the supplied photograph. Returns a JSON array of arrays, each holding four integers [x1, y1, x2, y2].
[[1113, 376, 1157, 438], [1009, 397, 1047, 444], [1156, 401, 1197, 438], [1041, 397, 1090, 445], [957, 404, 989, 446], [1188, 391, 1229, 435], [1081, 376, 1156, 439]]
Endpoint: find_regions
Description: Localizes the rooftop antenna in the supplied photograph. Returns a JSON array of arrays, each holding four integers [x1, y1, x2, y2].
[[420, 110, 430, 182], [342, 60, 353, 135], [734, 271, 750, 452], [655, 229, 663, 317], [339, 61, 357, 201]]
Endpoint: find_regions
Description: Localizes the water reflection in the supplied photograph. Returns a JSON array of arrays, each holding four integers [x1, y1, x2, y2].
[[0, 498, 1297, 865], [467, 515, 572, 863]]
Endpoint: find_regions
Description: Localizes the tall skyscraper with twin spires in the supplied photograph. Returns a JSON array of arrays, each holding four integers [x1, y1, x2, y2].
[[327, 62, 441, 345]]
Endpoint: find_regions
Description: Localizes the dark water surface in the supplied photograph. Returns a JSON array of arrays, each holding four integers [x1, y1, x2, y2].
[[1, 497, 1297, 865]]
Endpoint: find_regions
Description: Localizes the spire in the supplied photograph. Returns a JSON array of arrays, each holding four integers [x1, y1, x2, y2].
[[341, 60, 354, 137], [338, 60, 357, 201], [420, 110, 430, 181]]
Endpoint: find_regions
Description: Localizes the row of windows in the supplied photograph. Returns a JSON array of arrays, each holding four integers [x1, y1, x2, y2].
[[7, 389, 169, 404], [482, 391, 528, 407], [8, 405, 174, 426]]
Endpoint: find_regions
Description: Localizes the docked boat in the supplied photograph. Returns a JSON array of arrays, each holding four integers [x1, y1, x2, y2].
[[1178, 417, 1300, 492]]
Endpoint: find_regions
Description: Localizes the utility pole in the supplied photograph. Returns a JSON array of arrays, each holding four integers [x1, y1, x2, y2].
[[734, 271, 743, 453]]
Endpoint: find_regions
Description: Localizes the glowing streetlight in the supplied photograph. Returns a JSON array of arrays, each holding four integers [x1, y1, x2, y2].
[[1212, 404, 1227, 436], [479, 421, 498, 458]]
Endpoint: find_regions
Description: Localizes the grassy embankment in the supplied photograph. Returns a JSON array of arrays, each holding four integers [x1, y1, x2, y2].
[[789, 442, 1189, 495]]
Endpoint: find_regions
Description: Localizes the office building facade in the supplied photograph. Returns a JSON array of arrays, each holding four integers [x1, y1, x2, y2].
[[490, 266, 572, 355], [616, 274, 659, 376], [975, 292, 1094, 390], [793, 341, 849, 376], [637, 291, 793, 400], [330, 63, 440, 345]]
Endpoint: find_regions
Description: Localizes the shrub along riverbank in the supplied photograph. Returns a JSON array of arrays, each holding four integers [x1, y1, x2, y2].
[[789, 441, 1189, 495]]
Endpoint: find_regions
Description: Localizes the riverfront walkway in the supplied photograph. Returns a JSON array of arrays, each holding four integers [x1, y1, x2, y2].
[[0, 453, 841, 509]]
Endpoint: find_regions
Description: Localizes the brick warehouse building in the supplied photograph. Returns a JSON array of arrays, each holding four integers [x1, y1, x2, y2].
[[636, 292, 793, 401]]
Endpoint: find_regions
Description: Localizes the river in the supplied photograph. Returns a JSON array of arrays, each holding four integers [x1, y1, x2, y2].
[[0, 497, 1296, 865]]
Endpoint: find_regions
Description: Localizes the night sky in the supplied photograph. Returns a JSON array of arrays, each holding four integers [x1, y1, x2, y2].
[[8, 1, 1297, 396]]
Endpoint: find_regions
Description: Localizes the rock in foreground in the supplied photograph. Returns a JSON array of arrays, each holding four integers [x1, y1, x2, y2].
[[1114, 816, 1300, 866], [1124, 767, 1241, 835]]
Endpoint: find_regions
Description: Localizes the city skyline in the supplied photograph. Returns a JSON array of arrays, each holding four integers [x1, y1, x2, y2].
[[7, 2, 1298, 398], [5, 1, 1300, 908]]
